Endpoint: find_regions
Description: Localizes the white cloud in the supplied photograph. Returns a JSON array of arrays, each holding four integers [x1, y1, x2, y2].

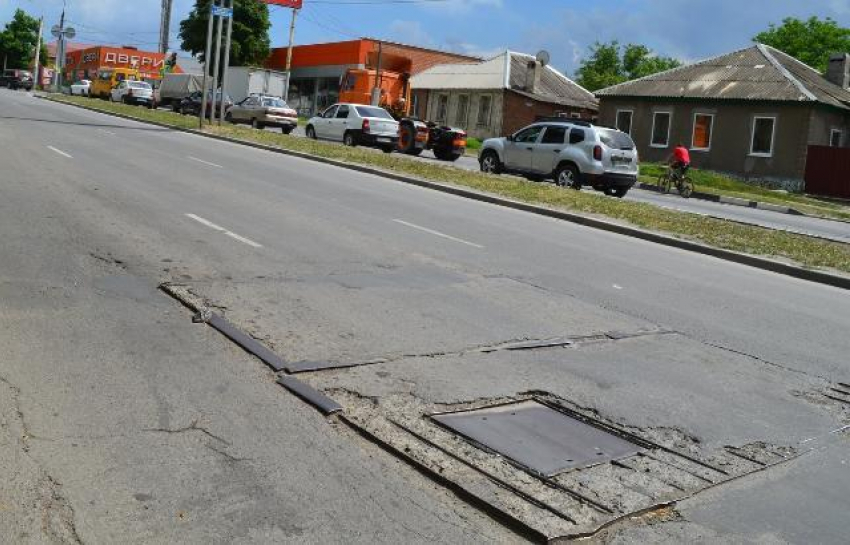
[[389, 19, 436, 48]]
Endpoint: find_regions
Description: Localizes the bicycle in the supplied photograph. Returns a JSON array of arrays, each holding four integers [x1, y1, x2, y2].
[[656, 165, 694, 198]]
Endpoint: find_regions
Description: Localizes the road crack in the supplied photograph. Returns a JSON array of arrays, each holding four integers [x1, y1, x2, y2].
[[143, 418, 231, 445]]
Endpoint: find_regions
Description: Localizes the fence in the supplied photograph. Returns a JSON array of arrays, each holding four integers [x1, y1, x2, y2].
[[805, 145, 850, 198]]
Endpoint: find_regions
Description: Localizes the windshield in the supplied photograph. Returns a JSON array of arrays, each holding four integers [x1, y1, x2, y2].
[[597, 128, 635, 150], [128, 82, 151, 89], [262, 98, 286, 108], [355, 106, 393, 120]]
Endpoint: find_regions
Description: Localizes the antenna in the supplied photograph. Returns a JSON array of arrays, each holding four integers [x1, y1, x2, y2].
[[535, 50, 550, 67]]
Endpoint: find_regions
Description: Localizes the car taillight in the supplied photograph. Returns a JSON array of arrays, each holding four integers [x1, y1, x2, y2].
[[362, 119, 370, 133], [593, 145, 603, 161], [415, 126, 429, 142], [453, 131, 467, 148]]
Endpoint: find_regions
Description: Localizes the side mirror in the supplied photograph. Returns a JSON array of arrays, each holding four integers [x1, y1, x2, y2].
[[506, 134, 515, 142]]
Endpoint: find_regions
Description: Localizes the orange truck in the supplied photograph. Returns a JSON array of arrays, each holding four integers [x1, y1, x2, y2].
[[338, 50, 467, 161]]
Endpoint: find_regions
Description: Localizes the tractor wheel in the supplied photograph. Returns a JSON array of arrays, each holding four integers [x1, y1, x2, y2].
[[398, 123, 417, 154]]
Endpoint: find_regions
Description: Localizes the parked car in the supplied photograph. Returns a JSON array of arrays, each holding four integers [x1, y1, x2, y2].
[[178, 90, 233, 118], [110, 80, 154, 106], [70, 79, 91, 96], [0, 69, 34, 91], [225, 95, 298, 133], [478, 121, 639, 197], [306, 103, 399, 152]]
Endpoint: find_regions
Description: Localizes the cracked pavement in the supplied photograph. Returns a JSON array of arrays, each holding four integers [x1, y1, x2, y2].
[[2, 88, 850, 542]]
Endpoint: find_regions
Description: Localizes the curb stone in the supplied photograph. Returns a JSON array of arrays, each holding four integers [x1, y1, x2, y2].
[[40, 95, 850, 291], [638, 182, 806, 215]]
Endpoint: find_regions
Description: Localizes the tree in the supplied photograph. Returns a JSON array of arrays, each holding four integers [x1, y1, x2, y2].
[[0, 9, 45, 70], [754, 16, 850, 72], [575, 41, 681, 92], [179, 0, 271, 79]]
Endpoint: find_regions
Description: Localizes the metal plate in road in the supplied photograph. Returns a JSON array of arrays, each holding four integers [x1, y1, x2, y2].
[[432, 400, 642, 476]]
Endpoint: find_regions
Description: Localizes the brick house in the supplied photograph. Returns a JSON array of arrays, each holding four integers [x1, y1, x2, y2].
[[596, 44, 850, 190], [410, 51, 598, 140]]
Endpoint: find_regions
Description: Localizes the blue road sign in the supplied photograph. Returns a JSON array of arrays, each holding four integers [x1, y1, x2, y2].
[[211, 5, 233, 17]]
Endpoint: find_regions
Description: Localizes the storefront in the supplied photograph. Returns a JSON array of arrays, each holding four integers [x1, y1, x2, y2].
[[63, 46, 180, 83]]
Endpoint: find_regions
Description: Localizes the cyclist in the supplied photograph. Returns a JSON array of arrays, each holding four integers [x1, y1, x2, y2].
[[668, 143, 691, 181]]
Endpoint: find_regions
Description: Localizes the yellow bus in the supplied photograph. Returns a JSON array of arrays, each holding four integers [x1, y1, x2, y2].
[[90, 67, 141, 100]]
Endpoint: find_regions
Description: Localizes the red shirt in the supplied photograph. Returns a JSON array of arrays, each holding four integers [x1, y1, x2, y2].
[[673, 146, 690, 164]]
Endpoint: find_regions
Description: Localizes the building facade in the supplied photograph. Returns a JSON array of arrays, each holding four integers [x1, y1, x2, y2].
[[411, 52, 598, 140], [63, 46, 180, 82], [596, 45, 850, 189], [266, 38, 479, 116]]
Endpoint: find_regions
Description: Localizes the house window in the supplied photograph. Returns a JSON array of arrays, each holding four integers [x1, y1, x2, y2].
[[750, 116, 775, 156], [477, 95, 493, 126], [651, 112, 671, 148], [436, 94, 449, 123], [455, 94, 470, 127], [616, 110, 633, 135], [830, 129, 843, 147], [691, 113, 714, 150]]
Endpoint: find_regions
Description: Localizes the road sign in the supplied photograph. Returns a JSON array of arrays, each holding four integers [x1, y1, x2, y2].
[[51, 24, 61, 37], [65, 27, 76, 39], [211, 5, 233, 17], [260, 0, 302, 7]]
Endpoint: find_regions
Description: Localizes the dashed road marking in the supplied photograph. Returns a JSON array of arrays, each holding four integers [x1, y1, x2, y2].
[[185, 213, 263, 248], [392, 219, 484, 249], [188, 156, 223, 169], [47, 146, 72, 158]]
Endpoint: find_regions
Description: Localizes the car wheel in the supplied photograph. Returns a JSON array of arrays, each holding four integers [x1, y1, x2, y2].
[[251, 118, 259, 129], [225, 112, 233, 123], [479, 150, 502, 174], [434, 148, 462, 161], [306, 125, 317, 139], [555, 164, 581, 189], [343, 131, 357, 147], [281, 126, 293, 135], [381, 145, 394, 154], [612, 187, 629, 198]]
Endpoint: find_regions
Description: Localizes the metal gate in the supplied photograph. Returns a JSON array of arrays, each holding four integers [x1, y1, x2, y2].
[[805, 145, 850, 198]]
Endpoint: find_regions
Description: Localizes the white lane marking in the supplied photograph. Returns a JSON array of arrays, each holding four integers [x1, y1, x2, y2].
[[185, 213, 263, 248], [613, 284, 623, 290], [97, 128, 116, 136], [392, 219, 484, 249], [47, 146, 73, 158], [187, 156, 223, 169]]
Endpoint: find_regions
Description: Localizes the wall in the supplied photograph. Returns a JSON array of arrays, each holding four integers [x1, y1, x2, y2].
[[423, 89, 504, 139], [502, 91, 596, 137], [807, 105, 850, 148], [598, 97, 816, 187], [64, 47, 172, 81]]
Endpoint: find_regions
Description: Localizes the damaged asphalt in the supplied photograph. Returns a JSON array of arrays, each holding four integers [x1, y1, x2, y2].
[[2, 88, 850, 542]]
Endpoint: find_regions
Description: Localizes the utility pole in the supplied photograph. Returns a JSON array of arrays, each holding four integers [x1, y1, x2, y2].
[[32, 17, 44, 89], [371, 41, 382, 106], [200, 0, 217, 128], [55, 6, 65, 90], [210, 0, 224, 125], [159, 0, 173, 54], [218, 0, 234, 126], [283, 6, 298, 102]]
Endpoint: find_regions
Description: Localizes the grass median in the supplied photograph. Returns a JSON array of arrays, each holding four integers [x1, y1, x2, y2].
[[47, 94, 850, 275]]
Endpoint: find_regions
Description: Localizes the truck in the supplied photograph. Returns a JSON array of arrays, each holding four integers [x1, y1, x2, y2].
[[157, 73, 204, 109], [338, 50, 467, 161], [223, 67, 288, 105]]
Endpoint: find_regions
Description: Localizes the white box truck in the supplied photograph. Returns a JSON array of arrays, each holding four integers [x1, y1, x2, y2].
[[224, 67, 288, 104]]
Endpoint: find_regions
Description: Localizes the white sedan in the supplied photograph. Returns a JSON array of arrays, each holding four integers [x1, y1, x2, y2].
[[70, 79, 91, 96], [306, 103, 399, 153], [110, 80, 154, 106]]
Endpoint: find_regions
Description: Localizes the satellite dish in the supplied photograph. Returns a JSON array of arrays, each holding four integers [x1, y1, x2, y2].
[[65, 27, 76, 39], [536, 50, 551, 67]]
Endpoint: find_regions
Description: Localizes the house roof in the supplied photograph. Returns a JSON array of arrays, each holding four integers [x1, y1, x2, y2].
[[411, 51, 598, 110], [596, 44, 850, 110]]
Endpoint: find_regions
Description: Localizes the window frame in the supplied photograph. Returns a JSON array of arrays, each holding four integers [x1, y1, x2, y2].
[[749, 115, 776, 157], [436, 94, 449, 123], [615, 109, 633, 135], [691, 112, 715, 151], [650, 111, 672, 148], [477, 94, 493, 127], [455, 94, 470, 127], [830, 129, 843, 148], [513, 125, 544, 144], [540, 125, 567, 145]]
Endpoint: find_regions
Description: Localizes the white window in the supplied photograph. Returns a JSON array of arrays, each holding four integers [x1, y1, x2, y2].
[[749, 116, 776, 157], [830, 129, 843, 147], [436, 94, 449, 123], [691, 113, 714, 151], [477, 95, 492, 126], [651, 112, 671, 148], [616, 109, 633, 135], [455, 94, 470, 127]]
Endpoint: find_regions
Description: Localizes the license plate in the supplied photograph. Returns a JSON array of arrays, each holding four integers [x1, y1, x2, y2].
[[377, 137, 391, 143]]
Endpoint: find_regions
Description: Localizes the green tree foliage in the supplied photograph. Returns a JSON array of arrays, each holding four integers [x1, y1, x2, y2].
[[179, 0, 271, 79], [575, 41, 681, 91], [0, 9, 45, 70], [754, 16, 850, 72]]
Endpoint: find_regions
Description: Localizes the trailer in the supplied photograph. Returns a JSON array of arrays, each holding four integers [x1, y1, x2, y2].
[[223, 67, 289, 104]]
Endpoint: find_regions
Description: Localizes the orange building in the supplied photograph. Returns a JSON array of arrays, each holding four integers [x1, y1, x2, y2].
[[63, 46, 182, 82], [266, 38, 478, 115]]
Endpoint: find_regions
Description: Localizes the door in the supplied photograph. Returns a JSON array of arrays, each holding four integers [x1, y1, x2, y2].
[[315, 105, 338, 138], [111, 81, 126, 102], [329, 104, 351, 140], [504, 125, 544, 171], [532, 126, 567, 174], [238, 97, 260, 123]]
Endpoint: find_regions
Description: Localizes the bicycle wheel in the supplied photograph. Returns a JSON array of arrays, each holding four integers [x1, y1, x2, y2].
[[658, 173, 672, 194], [679, 177, 694, 198]]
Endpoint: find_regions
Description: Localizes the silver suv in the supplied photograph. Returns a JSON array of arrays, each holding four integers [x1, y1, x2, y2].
[[478, 121, 638, 197]]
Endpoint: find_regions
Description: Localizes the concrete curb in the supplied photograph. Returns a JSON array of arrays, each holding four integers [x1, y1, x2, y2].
[[41, 95, 850, 291], [638, 182, 805, 215]]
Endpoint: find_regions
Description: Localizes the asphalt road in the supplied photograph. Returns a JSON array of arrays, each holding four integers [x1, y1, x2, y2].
[[3, 88, 850, 542]]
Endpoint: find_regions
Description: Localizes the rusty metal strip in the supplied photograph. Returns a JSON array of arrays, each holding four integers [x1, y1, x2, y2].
[[206, 314, 288, 372], [277, 376, 342, 415]]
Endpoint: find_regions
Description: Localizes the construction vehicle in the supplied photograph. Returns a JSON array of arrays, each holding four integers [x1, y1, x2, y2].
[[338, 50, 467, 161]]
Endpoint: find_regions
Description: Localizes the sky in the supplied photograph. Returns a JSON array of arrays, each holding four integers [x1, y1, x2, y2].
[[2, 0, 849, 75]]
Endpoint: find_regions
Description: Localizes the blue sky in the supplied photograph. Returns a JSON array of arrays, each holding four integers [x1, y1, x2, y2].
[[2, 0, 849, 75]]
